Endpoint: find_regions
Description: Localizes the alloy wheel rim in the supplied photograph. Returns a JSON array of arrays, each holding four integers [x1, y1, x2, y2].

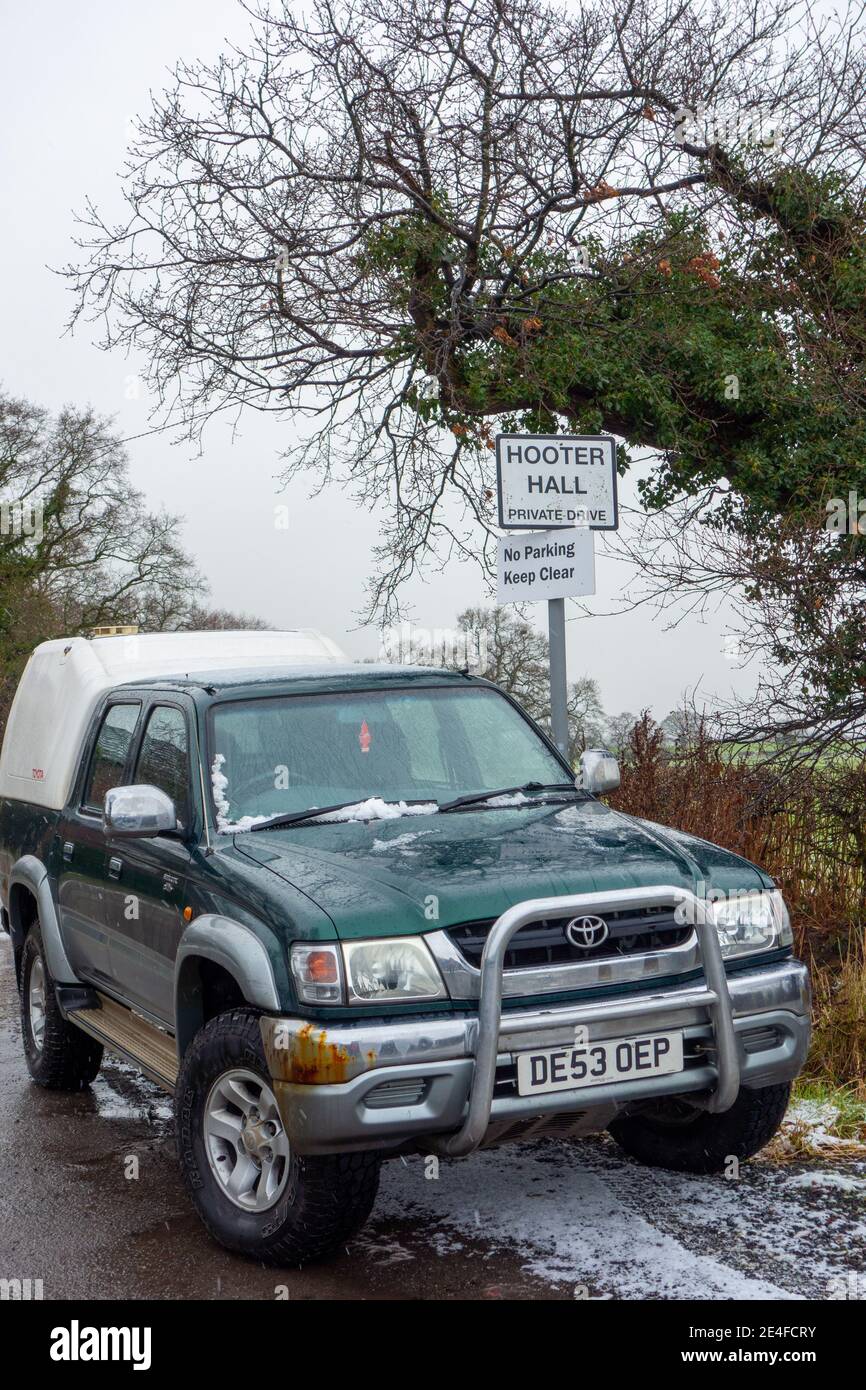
[[28, 957, 46, 1052], [203, 1068, 291, 1212]]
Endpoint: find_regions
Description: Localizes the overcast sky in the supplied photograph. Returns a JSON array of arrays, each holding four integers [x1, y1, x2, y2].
[[0, 0, 764, 722]]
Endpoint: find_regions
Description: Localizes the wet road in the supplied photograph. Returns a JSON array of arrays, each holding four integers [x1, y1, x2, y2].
[[1, 936, 864, 1301]]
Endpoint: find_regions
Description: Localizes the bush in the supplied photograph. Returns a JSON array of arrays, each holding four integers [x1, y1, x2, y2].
[[609, 714, 866, 1095]]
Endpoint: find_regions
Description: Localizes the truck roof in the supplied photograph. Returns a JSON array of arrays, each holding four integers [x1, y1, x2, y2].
[[116, 663, 473, 695], [0, 629, 349, 811]]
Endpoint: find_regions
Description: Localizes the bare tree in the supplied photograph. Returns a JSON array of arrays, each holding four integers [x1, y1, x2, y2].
[[0, 390, 204, 726], [0, 391, 203, 632], [606, 709, 641, 755], [179, 604, 273, 630], [567, 675, 607, 758], [66, 0, 866, 618], [608, 492, 866, 762], [455, 605, 606, 759], [457, 605, 549, 716]]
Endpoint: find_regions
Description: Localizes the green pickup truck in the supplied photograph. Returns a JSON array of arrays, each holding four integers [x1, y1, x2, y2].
[[0, 632, 810, 1264]]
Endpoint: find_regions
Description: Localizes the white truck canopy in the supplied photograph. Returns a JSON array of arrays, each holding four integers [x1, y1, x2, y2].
[[0, 629, 347, 811]]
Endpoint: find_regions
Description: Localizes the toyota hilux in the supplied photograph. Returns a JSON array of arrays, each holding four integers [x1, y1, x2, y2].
[[0, 631, 810, 1263]]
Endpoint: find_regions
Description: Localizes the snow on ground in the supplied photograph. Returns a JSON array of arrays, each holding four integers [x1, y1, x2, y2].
[[92, 1063, 173, 1123], [786, 1171, 865, 1194], [86, 1032, 866, 1301], [87, 1039, 866, 1301], [776, 1098, 866, 1154], [368, 1135, 866, 1300]]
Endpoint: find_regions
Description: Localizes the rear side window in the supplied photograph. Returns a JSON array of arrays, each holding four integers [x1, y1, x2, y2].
[[133, 705, 191, 826], [83, 703, 141, 810]]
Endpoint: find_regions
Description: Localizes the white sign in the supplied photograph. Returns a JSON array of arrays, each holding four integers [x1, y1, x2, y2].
[[496, 433, 618, 530], [496, 528, 596, 604]]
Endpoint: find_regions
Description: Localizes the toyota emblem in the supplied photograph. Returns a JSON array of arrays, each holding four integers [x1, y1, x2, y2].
[[565, 914, 610, 949]]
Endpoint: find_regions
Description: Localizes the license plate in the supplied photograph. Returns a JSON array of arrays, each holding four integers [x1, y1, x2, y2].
[[516, 1031, 684, 1097]]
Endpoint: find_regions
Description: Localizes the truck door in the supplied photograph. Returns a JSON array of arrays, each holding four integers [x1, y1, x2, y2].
[[56, 699, 143, 988], [103, 700, 195, 1024]]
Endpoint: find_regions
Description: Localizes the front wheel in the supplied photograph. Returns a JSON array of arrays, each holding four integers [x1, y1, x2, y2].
[[175, 1009, 381, 1264], [608, 1082, 791, 1174]]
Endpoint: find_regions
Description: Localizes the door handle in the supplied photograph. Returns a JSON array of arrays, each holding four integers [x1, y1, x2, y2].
[[108, 856, 123, 880], [62, 841, 74, 863]]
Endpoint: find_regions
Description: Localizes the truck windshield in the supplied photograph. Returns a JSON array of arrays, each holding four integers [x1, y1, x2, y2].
[[208, 685, 568, 828]]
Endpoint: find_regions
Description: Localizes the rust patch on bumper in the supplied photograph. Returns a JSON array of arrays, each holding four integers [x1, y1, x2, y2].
[[263, 1020, 356, 1084]]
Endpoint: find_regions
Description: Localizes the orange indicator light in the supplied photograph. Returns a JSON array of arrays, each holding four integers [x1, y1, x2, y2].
[[307, 950, 339, 984]]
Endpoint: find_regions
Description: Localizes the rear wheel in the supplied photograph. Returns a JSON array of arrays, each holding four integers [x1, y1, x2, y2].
[[175, 1009, 380, 1264], [20, 926, 103, 1089], [608, 1082, 791, 1174]]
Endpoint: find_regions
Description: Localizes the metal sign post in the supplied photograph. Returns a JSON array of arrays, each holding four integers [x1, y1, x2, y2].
[[495, 433, 618, 762], [547, 597, 569, 757]]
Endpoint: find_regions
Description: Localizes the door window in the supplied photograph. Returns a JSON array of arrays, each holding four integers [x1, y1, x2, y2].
[[82, 703, 141, 811], [133, 705, 191, 826]]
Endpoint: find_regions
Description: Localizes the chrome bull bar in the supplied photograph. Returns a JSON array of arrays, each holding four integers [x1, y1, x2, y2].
[[428, 885, 740, 1158]]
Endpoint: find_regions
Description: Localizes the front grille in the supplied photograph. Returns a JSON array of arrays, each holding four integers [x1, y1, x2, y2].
[[446, 904, 692, 970]]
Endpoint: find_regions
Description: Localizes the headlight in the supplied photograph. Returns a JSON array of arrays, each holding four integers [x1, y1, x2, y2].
[[343, 937, 447, 1004], [709, 890, 793, 959]]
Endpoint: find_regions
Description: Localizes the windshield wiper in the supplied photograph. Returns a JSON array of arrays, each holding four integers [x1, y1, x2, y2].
[[248, 798, 436, 832], [438, 781, 579, 814], [246, 784, 580, 831]]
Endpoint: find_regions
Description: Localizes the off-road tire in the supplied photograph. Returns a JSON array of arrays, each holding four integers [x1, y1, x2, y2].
[[608, 1082, 791, 1174], [20, 925, 103, 1089], [175, 1008, 381, 1264]]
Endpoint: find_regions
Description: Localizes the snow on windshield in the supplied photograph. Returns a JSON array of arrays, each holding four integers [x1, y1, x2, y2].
[[211, 753, 438, 832], [313, 797, 438, 823], [210, 753, 271, 833], [483, 791, 530, 807]]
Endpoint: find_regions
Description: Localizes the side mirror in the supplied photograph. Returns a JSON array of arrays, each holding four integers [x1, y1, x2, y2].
[[578, 748, 621, 795], [104, 785, 178, 838]]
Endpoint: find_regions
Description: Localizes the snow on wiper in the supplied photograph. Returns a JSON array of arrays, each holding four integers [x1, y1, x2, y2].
[[248, 797, 439, 832], [438, 782, 579, 813]]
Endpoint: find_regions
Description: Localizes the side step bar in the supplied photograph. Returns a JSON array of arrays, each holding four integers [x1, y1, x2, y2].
[[68, 993, 178, 1092]]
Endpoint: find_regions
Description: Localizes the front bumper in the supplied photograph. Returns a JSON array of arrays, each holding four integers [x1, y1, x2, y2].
[[261, 888, 811, 1156]]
